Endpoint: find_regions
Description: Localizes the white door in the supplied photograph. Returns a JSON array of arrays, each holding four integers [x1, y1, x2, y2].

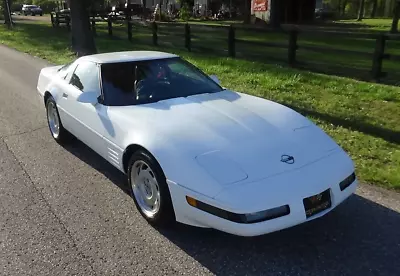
[[53, 61, 78, 129], [62, 61, 109, 159]]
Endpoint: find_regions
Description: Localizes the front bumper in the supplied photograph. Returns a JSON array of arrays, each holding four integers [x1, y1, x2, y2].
[[168, 150, 358, 237]]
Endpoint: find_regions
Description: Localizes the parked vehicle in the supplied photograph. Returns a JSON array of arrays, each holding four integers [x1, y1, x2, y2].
[[22, 4, 43, 16], [315, 8, 335, 20]]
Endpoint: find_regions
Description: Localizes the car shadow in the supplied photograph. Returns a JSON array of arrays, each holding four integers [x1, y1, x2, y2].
[[61, 138, 130, 195], [155, 196, 400, 276], [61, 138, 400, 276]]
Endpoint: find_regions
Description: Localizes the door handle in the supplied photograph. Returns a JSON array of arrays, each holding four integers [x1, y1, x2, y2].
[[62, 93, 68, 98]]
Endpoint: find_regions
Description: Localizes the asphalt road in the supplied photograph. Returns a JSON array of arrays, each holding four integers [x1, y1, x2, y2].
[[0, 45, 399, 276]]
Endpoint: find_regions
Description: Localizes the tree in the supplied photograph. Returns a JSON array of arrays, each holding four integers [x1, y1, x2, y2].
[[391, 0, 400, 33], [370, 0, 378, 17], [269, 0, 281, 28], [67, 0, 97, 56], [3, 0, 13, 28], [357, 0, 365, 20]]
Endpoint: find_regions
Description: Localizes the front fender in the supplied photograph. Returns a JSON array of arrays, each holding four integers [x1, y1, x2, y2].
[[122, 134, 224, 198]]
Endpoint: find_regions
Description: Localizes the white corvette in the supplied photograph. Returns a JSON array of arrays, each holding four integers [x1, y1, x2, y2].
[[37, 51, 358, 236]]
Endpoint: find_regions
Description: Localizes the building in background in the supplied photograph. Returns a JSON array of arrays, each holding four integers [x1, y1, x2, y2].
[[251, 0, 270, 22], [251, 0, 318, 25]]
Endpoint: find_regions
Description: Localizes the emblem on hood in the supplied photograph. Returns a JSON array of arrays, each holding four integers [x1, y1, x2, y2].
[[281, 155, 295, 164]]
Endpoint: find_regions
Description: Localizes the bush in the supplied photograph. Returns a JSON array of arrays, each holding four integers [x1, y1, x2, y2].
[[0, 6, 4, 21], [154, 11, 170, 22], [179, 3, 190, 21]]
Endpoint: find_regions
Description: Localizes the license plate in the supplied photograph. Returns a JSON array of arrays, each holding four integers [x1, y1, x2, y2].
[[303, 189, 331, 218]]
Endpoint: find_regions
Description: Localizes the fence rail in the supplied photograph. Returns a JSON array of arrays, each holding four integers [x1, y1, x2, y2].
[[50, 11, 400, 83]]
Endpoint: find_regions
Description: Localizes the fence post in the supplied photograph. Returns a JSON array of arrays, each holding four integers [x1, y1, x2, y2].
[[228, 25, 236, 57], [288, 30, 298, 66], [185, 23, 191, 51], [55, 12, 60, 27], [91, 17, 97, 37], [108, 18, 113, 36], [66, 16, 71, 32], [152, 21, 158, 46], [371, 34, 388, 82], [50, 13, 55, 27], [128, 21, 133, 42]]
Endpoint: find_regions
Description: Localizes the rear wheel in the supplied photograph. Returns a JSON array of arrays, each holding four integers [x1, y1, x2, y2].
[[45, 96, 73, 144], [127, 150, 175, 227]]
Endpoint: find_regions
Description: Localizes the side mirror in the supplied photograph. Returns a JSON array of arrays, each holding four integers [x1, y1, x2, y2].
[[209, 75, 221, 85], [77, 91, 99, 106]]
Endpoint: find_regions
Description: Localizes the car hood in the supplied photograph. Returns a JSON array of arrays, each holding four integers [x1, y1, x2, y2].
[[112, 90, 341, 193]]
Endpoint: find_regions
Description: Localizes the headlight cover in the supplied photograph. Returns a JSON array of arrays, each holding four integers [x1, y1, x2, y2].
[[195, 150, 248, 185]]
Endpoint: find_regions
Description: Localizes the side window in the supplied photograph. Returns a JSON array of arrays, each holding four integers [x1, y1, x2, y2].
[[101, 62, 136, 106], [69, 61, 100, 95], [57, 62, 75, 80], [167, 60, 202, 81]]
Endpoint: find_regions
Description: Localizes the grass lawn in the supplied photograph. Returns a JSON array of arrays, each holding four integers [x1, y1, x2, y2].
[[98, 20, 400, 86], [332, 18, 398, 32], [179, 17, 398, 32], [1, 22, 399, 191]]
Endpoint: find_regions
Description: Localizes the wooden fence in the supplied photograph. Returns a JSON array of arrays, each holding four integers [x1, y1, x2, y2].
[[50, 13, 400, 83]]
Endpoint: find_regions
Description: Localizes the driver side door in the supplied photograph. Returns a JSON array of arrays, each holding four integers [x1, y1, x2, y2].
[[62, 61, 109, 158]]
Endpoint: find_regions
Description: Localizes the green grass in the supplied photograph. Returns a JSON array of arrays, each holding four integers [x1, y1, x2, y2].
[[332, 18, 398, 32], [143, 20, 400, 84], [1, 22, 400, 191]]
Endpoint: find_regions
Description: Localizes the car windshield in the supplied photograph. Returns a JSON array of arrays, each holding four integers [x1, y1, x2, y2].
[[100, 57, 224, 106]]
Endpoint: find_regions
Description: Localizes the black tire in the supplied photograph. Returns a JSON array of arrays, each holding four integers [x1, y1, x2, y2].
[[45, 96, 73, 144], [127, 150, 176, 227]]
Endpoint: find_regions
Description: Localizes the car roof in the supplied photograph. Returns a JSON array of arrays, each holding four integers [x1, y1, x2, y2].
[[79, 51, 179, 64]]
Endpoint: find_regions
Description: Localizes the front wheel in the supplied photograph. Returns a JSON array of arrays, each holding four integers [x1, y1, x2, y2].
[[127, 150, 175, 227], [45, 96, 73, 144]]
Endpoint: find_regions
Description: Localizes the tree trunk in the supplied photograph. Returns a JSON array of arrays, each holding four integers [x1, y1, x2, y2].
[[371, 0, 378, 17], [391, 1, 400, 33], [269, 0, 281, 28], [357, 0, 365, 21], [243, 0, 250, 23], [384, 0, 393, 17], [3, 0, 13, 28], [342, 0, 348, 16], [68, 0, 97, 57]]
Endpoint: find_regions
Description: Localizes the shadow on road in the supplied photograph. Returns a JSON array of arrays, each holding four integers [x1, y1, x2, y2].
[[62, 138, 400, 276]]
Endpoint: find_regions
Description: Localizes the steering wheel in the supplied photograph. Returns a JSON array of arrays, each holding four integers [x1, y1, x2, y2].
[[135, 79, 170, 101]]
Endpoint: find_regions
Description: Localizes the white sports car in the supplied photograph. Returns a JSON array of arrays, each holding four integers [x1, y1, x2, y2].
[[37, 51, 358, 237]]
